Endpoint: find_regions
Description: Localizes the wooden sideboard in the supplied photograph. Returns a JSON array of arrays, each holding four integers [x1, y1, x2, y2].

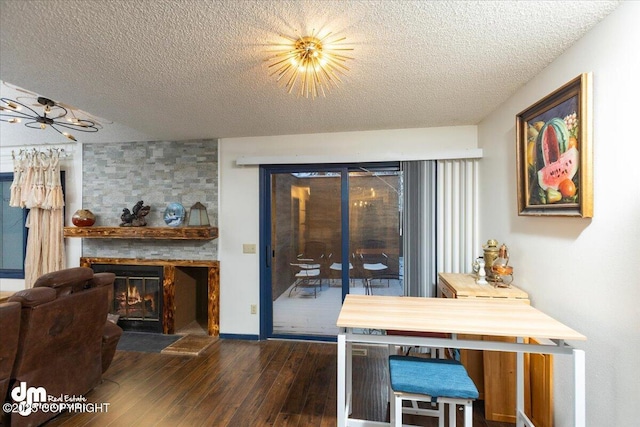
[[437, 273, 552, 426]]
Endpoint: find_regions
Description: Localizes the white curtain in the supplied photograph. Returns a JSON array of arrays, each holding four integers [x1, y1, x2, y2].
[[10, 149, 65, 287], [436, 159, 480, 275]]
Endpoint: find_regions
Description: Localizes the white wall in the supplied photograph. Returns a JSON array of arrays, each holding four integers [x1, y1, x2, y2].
[[218, 126, 478, 335], [477, 2, 640, 425], [0, 144, 82, 292]]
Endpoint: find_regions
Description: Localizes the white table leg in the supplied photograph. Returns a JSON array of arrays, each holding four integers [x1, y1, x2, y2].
[[449, 403, 457, 427], [574, 349, 586, 427], [347, 340, 353, 414], [338, 332, 346, 427], [516, 337, 525, 427]]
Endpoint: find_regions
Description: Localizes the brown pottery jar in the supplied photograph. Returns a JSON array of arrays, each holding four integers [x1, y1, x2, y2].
[[72, 209, 96, 227]]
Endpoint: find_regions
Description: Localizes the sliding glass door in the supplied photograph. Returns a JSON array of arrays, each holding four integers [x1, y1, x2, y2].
[[349, 169, 402, 298], [260, 163, 402, 340], [268, 169, 342, 338]]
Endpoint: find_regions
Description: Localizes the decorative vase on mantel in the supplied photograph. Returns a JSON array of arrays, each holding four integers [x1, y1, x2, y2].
[[72, 209, 96, 227]]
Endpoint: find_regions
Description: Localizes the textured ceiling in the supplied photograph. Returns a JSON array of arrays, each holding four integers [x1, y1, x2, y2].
[[0, 0, 621, 145]]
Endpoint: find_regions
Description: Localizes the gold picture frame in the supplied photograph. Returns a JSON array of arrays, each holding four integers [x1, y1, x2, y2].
[[516, 73, 593, 217]]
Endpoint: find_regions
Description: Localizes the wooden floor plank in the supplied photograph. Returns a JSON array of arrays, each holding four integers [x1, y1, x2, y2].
[[297, 345, 335, 426], [46, 352, 183, 427], [351, 344, 390, 422], [224, 341, 304, 426], [195, 342, 296, 426], [273, 412, 302, 427], [177, 339, 285, 427], [279, 344, 319, 415], [86, 355, 191, 426], [317, 343, 338, 427], [104, 350, 212, 426]]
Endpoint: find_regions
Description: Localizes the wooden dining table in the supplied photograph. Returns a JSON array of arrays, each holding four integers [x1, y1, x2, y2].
[[336, 294, 587, 427]]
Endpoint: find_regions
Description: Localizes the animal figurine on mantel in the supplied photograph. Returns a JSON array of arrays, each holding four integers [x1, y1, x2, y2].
[[120, 200, 151, 227]]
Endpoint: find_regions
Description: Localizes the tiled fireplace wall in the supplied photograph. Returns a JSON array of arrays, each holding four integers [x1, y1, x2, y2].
[[81, 139, 218, 260]]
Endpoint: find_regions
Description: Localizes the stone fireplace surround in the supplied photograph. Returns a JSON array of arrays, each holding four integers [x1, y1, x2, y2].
[[80, 140, 218, 261], [73, 140, 221, 335], [80, 257, 220, 336]]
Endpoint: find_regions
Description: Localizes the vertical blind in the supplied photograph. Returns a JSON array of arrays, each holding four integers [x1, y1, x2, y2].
[[402, 158, 479, 297], [436, 158, 480, 276], [401, 161, 436, 297]]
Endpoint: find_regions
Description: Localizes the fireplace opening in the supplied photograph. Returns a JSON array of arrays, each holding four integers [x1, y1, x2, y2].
[[92, 264, 164, 333], [174, 266, 209, 335], [90, 263, 210, 335]]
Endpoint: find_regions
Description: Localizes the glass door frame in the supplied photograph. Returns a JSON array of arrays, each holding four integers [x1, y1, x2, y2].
[[259, 162, 399, 341]]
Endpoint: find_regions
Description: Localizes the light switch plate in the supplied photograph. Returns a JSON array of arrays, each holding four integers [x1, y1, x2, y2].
[[243, 243, 256, 254]]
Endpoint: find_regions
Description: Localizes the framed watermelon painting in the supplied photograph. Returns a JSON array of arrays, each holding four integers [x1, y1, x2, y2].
[[516, 73, 593, 217]]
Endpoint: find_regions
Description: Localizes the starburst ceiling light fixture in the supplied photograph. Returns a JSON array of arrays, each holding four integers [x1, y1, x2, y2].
[[266, 30, 353, 99], [0, 94, 103, 141]]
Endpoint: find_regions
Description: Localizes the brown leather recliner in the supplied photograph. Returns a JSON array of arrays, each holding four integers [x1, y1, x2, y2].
[[0, 301, 21, 426], [6, 267, 123, 427]]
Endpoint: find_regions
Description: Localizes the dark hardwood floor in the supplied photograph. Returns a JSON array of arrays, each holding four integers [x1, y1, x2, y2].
[[44, 339, 514, 427]]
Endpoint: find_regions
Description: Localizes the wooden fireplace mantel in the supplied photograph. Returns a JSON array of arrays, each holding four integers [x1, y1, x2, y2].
[[80, 257, 220, 336], [65, 226, 218, 240]]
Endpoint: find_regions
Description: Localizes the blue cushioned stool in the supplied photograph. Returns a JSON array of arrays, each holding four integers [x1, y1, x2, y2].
[[389, 355, 479, 427]]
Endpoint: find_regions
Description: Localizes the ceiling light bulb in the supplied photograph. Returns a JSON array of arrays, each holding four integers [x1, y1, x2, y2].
[[63, 132, 77, 141], [8, 118, 21, 124], [40, 123, 46, 129]]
